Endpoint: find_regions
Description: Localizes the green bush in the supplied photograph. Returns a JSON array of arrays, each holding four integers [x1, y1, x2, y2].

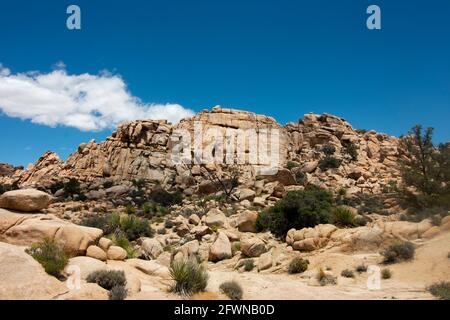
[[319, 156, 341, 171], [87, 270, 127, 290], [382, 242, 415, 264], [294, 171, 307, 185], [344, 142, 358, 161], [321, 144, 336, 156], [219, 281, 243, 300], [341, 269, 354, 278], [231, 242, 241, 255], [64, 178, 82, 196], [150, 188, 183, 206], [26, 238, 68, 277], [109, 231, 139, 259], [81, 215, 114, 233], [381, 268, 392, 279], [112, 213, 153, 240], [109, 285, 128, 300], [286, 161, 300, 170], [255, 186, 333, 238], [103, 180, 114, 189], [288, 257, 309, 274], [398, 126, 450, 211], [355, 264, 367, 273], [81, 213, 153, 241], [427, 281, 450, 300], [49, 181, 65, 194], [243, 259, 255, 272], [125, 204, 137, 215], [141, 202, 169, 219], [169, 258, 208, 296], [331, 206, 356, 227]]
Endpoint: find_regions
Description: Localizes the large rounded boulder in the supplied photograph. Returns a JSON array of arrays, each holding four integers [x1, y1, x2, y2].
[[0, 189, 52, 212]]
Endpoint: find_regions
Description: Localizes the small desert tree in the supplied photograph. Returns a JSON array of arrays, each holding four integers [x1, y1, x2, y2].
[[182, 161, 240, 200], [399, 125, 450, 210]]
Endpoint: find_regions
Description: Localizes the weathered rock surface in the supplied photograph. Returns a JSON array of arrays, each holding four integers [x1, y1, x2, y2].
[[237, 210, 258, 233], [2, 108, 404, 198], [0, 189, 52, 212], [0, 209, 103, 255], [107, 246, 127, 260], [241, 237, 267, 257], [209, 232, 232, 262], [141, 238, 163, 259], [0, 242, 67, 299]]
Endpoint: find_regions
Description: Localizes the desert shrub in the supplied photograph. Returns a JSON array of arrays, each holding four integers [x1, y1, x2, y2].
[[49, 181, 65, 194], [131, 178, 146, 189], [231, 242, 241, 255], [109, 231, 139, 259], [319, 156, 341, 171], [355, 264, 367, 273], [114, 213, 153, 241], [381, 268, 392, 279], [82, 213, 153, 241], [26, 238, 68, 277], [448, 252, 450, 259], [331, 206, 356, 227], [108, 285, 127, 300], [255, 186, 333, 238], [149, 188, 183, 206], [321, 144, 336, 156], [125, 204, 137, 215], [243, 259, 255, 272], [169, 258, 208, 296], [294, 171, 307, 185], [64, 178, 82, 196], [141, 202, 169, 219], [317, 268, 337, 286], [86, 270, 127, 290], [341, 269, 354, 278], [286, 161, 300, 170], [427, 281, 450, 300], [219, 281, 243, 300], [382, 242, 415, 264], [346, 193, 388, 215], [344, 142, 358, 161], [103, 180, 114, 189], [288, 257, 309, 274], [81, 215, 113, 233]]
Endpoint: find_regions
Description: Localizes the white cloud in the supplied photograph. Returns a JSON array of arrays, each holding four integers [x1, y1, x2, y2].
[[0, 63, 195, 131]]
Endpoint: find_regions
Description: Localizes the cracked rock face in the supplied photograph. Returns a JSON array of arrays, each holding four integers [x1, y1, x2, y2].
[[1, 107, 403, 196]]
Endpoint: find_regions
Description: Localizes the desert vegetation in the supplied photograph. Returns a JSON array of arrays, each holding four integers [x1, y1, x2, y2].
[[26, 238, 68, 277], [219, 281, 243, 300], [169, 258, 208, 296]]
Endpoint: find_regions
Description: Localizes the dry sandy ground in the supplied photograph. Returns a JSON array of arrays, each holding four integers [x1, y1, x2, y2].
[[130, 231, 450, 300]]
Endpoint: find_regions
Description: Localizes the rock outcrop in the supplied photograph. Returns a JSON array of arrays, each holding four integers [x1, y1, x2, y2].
[[1, 107, 404, 199], [0, 242, 67, 299], [0, 209, 103, 255], [0, 189, 52, 212]]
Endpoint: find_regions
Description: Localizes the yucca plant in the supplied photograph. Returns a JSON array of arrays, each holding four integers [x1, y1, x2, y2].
[[169, 258, 208, 296]]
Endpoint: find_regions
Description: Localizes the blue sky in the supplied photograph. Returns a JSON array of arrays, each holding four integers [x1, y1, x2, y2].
[[0, 0, 449, 166]]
